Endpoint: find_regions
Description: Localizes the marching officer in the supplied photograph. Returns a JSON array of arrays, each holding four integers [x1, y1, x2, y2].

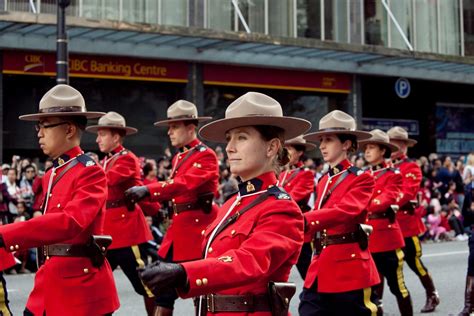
[[0, 246, 16, 315], [359, 129, 413, 315], [138, 91, 311, 316], [125, 100, 219, 316], [0, 84, 119, 315], [86, 111, 160, 315], [299, 110, 380, 316], [388, 126, 439, 313], [279, 135, 316, 279]]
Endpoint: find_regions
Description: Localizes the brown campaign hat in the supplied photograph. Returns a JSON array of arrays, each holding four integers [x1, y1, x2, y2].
[[154, 100, 212, 127], [358, 129, 399, 153], [387, 126, 417, 147], [304, 110, 371, 142], [86, 111, 138, 135], [19, 84, 105, 121], [285, 135, 317, 151], [199, 92, 311, 143]]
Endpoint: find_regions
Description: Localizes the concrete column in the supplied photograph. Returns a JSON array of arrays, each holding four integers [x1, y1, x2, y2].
[[185, 63, 204, 115], [348, 74, 364, 126]]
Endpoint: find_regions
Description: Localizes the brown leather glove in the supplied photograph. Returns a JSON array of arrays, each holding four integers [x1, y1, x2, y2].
[[139, 260, 188, 296]]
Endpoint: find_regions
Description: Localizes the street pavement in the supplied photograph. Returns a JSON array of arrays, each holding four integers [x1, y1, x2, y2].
[[5, 240, 469, 315]]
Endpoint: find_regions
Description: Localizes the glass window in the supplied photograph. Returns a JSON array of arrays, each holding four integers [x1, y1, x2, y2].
[[297, 0, 321, 39], [364, 0, 388, 46], [414, 0, 438, 53], [161, 0, 188, 26], [236, 0, 265, 34], [439, 0, 460, 55], [206, 0, 233, 31], [389, 0, 412, 50], [464, 0, 474, 56], [81, 0, 119, 21], [122, 0, 146, 23], [268, 0, 295, 37], [349, 0, 363, 44]]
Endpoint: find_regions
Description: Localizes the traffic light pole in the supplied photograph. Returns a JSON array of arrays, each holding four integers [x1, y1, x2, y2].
[[56, 0, 70, 84]]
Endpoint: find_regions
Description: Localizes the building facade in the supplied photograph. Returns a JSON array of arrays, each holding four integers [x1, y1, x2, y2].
[[0, 0, 473, 160]]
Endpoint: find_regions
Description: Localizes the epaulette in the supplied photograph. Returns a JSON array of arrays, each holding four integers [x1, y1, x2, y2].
[[76, 154, 96, 167], [348, 166, 363, 176], [268, 186, 292, 200], [196, 144, 207, 152], [121, 150, 128, 155], [389, 167, 401, 174]]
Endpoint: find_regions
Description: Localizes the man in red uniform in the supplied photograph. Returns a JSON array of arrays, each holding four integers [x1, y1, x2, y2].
[[125, 100, 219, 316], [86, 111, 160, 315], [388, 126, 439, 313], [300, 110, 380, 315], [0, 84, 119, 315], [360, 129, 412, 315], [279, 135, 315, 279]]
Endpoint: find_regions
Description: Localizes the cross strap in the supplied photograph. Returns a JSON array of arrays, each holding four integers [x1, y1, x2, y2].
[[281, 168, 301, 187], [319, 170, 350, 208]]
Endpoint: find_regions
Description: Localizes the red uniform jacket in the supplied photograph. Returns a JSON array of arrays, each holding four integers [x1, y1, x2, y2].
[[0, 224, 15, 271], [32, 175, 44, 212], [393, 155, 425, 237], [179, 172, 304, 315], [102, 145, 159, 249], [365, 163, 405, 253], [147, 139, 218, 262], [0, 147, 119, 316], [278, 161, 314, 210], [304, 159, 380, 293]]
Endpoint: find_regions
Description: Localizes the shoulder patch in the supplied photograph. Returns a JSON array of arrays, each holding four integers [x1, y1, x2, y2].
[[267, 186, 292, 200], [76, 154, 96, 167]]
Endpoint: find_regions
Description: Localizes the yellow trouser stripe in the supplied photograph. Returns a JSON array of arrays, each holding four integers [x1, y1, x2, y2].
[[412, 236, 427, 277], [131, 245, 155, 298], [395, 248, 409, 298], [0, 279, 11, 316], [363, 287, 378, 316]]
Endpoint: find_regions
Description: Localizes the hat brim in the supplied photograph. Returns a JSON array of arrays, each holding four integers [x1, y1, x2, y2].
[[85, 125, 138, 135], [154, 117, 212, 127], [358, 140, 399, 153], [19, 111, 106, 121], [304, 130, 372, 142], [199, 116, 311, 143], [389, 137, 418, 147], [285, 141, 317, 152]]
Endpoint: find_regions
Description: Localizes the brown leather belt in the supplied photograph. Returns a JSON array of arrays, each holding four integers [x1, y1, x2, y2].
[[172, 201, 201, 214], [43, 244, 89, 257], [313, 230, 360, 255], [203, 294, 271, 313], [106, 199, 126, 209]]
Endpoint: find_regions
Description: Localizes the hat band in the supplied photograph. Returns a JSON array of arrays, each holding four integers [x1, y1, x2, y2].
[[167, 114, 197, 120], [39, 106, 85, 113], [99, 123, 126, 128], [318, 127, 354, 132]]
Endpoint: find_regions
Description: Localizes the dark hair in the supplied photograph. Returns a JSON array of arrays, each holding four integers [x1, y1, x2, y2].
[[23, 164, 35, 172], [143, 162, 154, 176], [65, 116, 87, 130], [336, 134, 358, 153], [110, 128, 127, 138], [253, 125, 290, 167], [292, 144, 306, 153], [184, 120, 199, 127]]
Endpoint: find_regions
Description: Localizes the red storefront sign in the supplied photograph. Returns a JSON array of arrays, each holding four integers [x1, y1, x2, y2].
[[2, 50, 188, 83], [204, 64, 351, 94]]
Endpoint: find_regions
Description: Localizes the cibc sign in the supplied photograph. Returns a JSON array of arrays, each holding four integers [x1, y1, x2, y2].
[[395, 78, 411, 99]]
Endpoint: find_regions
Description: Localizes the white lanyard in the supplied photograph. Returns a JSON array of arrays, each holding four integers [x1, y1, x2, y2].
[[278, 170, 289, 187], [103, 149, 124, 170], [42, 157, 77, 214], [197, 188, 267, 316], [316, 169, 346, 210]]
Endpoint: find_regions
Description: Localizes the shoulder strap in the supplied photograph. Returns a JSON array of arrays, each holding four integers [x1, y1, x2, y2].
[[51, 159, 79, 189], [319, 170, 350, 208], [105, 150, 125, 172], [171, 147, 198, 178], [374, 168, 391, 180], [282, 168, 301, 187]]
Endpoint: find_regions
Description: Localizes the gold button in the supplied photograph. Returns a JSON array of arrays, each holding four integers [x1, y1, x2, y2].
[[311, 221, 315, 226], [201, 230, 205, 236], [49, 193, 52, 197], [15, 245, 19, 250], [9, 246, 14, 251], [404, 211, 407, 214], [377, 190, 381, 194], [316, 220, 319, 225], [101, 247, 106, 252], [83, 268, 89, 274], [208, 247, 213, 253], [195, 219, 199, 223], [231, 230, 236, 235], [351, 253, 356, 258], [323, 229, 327, 233], [172, 198, 175, 202], [388, 224, 392, 228], [121, 214, 125, 218], [196, 279, 202, 286], [57, 203, 61, 208], [202, 278, 208, 285], [154, 192, 158, 196], [285, 298, 289, 304]]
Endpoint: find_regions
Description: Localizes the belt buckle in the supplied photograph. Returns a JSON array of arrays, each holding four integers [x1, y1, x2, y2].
[[207, 294, 215, 313]]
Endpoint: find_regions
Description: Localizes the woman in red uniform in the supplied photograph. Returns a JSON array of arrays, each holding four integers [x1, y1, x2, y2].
[[359, 129, 413, 316], [279, 135, 316, 279], [139, 91, 311, 315], [300, 110, 380, 316]]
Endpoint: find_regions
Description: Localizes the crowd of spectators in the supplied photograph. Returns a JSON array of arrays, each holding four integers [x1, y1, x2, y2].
[[1, 149, 473, 273]]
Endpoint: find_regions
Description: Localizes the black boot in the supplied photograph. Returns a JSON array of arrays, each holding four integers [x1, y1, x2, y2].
[[459, 276, 474, 316], [420, 273, 440, 313], [396, 295, 414, 316]]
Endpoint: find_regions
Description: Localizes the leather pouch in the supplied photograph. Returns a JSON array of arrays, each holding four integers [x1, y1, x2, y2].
[[268, 281, 296, 316]]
